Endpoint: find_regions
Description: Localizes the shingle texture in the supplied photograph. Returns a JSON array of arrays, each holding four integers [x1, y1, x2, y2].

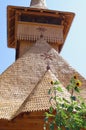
[[22, 70, 71, 113], [0, 38, 86, 120]]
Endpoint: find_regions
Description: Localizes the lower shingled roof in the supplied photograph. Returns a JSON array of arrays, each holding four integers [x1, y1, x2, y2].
[[21, 70, 71, 113]]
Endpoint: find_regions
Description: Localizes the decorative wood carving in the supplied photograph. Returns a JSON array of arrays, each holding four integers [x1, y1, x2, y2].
[[17, 22, 63, 44]]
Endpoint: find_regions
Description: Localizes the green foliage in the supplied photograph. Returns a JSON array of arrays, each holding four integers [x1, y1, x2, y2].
[[44, 75, 86, 130]]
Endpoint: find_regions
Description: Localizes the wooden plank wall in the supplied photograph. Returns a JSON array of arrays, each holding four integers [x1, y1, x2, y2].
[[0, 111, 45, 130], [0, 111, 85, 130]]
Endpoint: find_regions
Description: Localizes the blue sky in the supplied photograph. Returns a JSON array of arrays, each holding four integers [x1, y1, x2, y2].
[[0, 0, 86, 78]]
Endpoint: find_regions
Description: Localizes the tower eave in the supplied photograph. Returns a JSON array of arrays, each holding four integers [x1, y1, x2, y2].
[[7, 5, 75, 52]]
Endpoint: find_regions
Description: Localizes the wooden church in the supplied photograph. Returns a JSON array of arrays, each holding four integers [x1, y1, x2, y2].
[[0, 0, 86, 130]]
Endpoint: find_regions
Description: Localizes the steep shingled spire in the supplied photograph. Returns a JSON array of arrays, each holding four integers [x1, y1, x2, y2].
[[30, 0, 47, 9]]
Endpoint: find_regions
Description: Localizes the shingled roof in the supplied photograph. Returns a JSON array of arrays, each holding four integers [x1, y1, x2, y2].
[[0, 38, 86, 120], [20, 70, 71, 112]]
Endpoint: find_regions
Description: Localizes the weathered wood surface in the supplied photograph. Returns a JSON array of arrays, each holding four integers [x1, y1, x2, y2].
[[0, 111, 45, 130]]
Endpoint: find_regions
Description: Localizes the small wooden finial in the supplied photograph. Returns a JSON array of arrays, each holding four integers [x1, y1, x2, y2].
[[30, 0, 47, 9]]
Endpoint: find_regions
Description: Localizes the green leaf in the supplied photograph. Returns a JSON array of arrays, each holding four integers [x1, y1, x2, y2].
[[56, 86, 63, 92], [50, 123, 54, 130], [75, 106, 81, 111], [67, 106, 73, 112], [63, 98, 69, 103], [49, 97, 53, 102], [66, 85, 71, 91], [48, 89, 51, 95], [74, 86, 80, 93], [71, 96, 76, 101], [45, 112, 55, 118], [49, 106, 54, 113], [56, 97, 63, 102], [70, 77, 75, 84], [54, 81, 60, 85], [65, 127, 70, 130]]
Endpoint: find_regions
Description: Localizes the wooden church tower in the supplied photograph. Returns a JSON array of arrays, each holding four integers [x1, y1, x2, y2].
[[7, 0, 74, 58], [0, 0, 86, 130]]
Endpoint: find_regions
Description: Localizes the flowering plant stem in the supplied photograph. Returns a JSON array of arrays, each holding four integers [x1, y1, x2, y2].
[[44, 75, 86, 130]]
